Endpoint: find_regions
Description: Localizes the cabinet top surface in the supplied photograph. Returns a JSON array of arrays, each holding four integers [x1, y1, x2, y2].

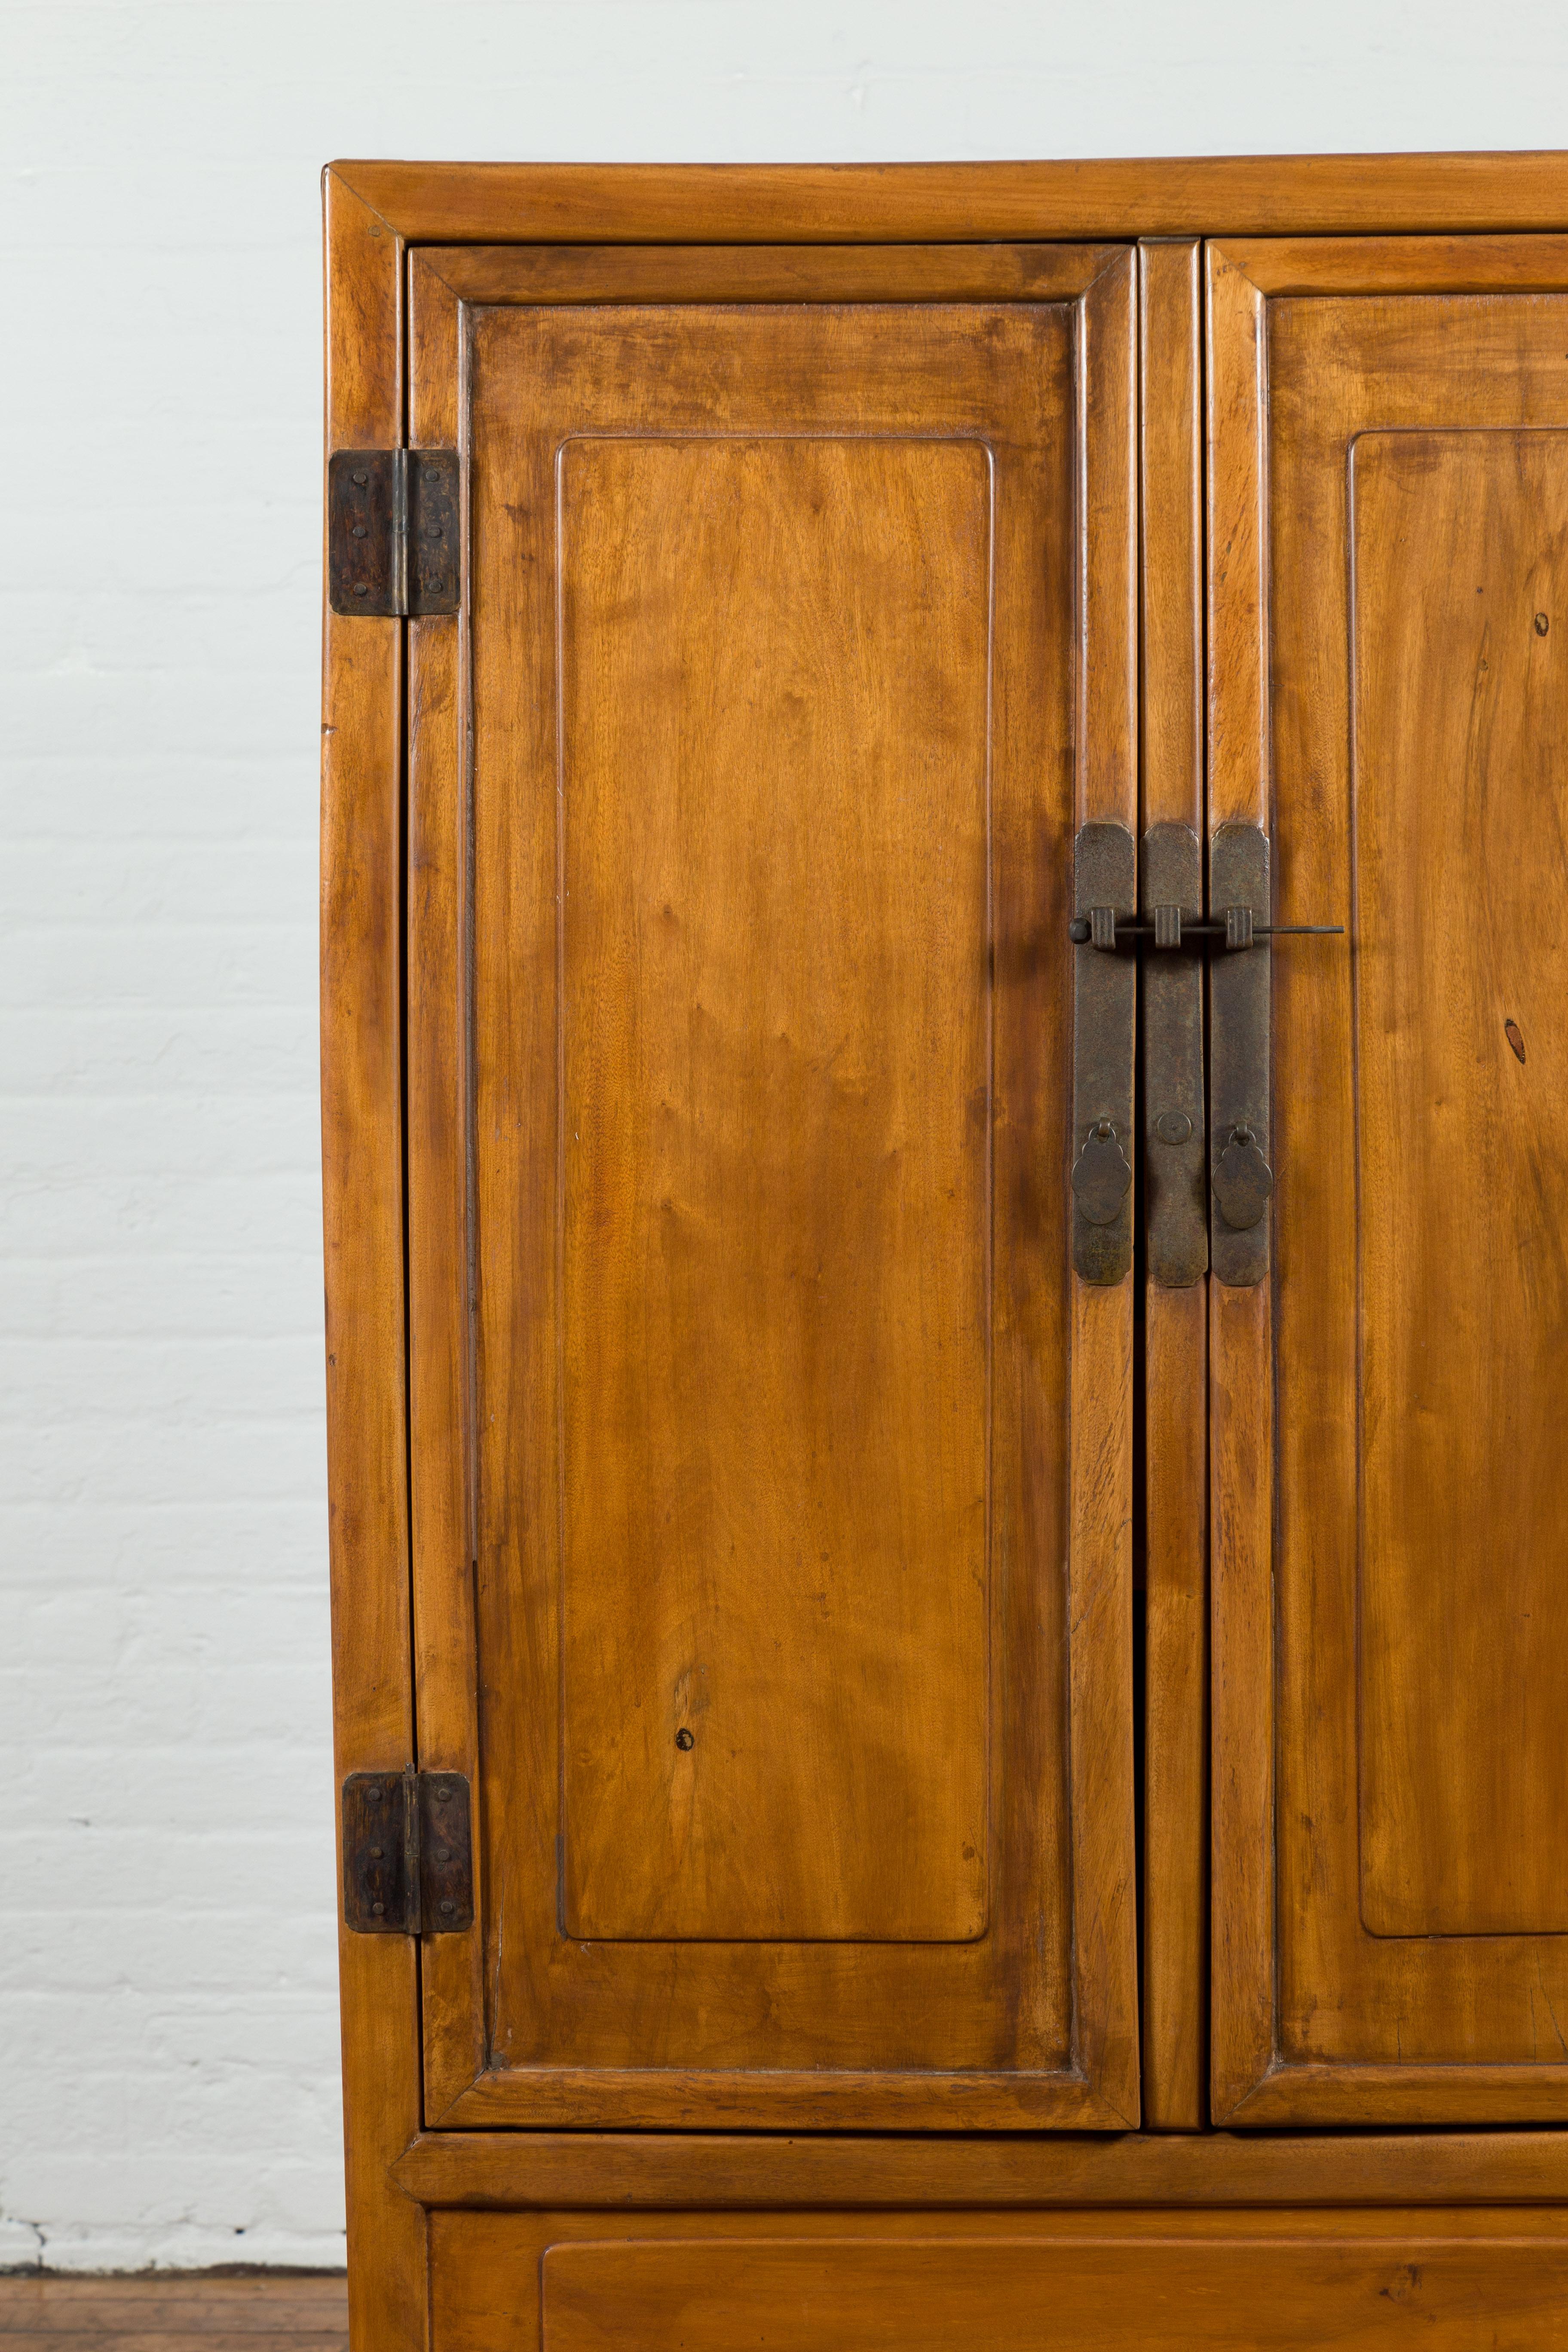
[[326, 152, 1568, 244]]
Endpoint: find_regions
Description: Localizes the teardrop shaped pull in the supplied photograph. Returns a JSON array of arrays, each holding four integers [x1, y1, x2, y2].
[[1071, 1119, 1133, 1227], [1212, 1123, 1274, 1231]]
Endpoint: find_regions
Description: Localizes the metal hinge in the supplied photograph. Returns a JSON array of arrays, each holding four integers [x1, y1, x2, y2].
[[341, 1767, 473, 1934], [327, 450, 460, 616]]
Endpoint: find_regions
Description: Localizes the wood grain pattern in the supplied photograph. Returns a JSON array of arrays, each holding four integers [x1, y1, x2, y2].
[[556, 433, 991, 1947], [396, 2126, 1568, 2210], [537, 2230, 1568, 2352], [320, 168, 426, 2352], [405, 249, 1138, 2126], [0, 2275, 348, 2352], [1066, 246, 1140, 2128], [1137, 241, 1207, 2132], [1204, 241, 1276, 2130], [429, 2211, 1568, 2352], [330, 154, 1568, 247], [1139, 242, 1204, 836], [1220, 233, 1568, 292], [1066, 1280, 1139, 2123], [414, 243, 1121, 306], [1225, 2064, 1568, 2127], [1207, 238, 1568, 2124], [1078, 251, 1139, 832], [1207, 1279, 1274, 2121], [438, 2063, 1125, 2131], [1142, 1287, 1207, 2129], [1352, 432, 1568, 1939], [405, 243, 487, 2119], [1204, 246, 1268, 835]]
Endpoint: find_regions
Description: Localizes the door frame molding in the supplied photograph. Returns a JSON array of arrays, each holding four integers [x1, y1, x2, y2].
[[391, 2125, 1568, 2210]]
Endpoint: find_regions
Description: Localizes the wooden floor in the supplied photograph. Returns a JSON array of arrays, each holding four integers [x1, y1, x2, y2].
[[0, 2277, 349, 2352]]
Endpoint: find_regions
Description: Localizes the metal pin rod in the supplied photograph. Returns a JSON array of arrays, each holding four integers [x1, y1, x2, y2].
[[1068, 916, 1344, 943]]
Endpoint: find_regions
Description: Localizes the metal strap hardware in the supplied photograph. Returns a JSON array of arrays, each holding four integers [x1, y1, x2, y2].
[[328, 449, 461, 616], [1207, 825, 1343, 1284], [342, 1767, 473, 1935], [1072, 1119, 1134, 1226], [1212, 1122, 1275, 1231], [1071, 820, 1340, 1288], [1142, 823, 1207, 1287], [1208, 827, 1272, 1287], [1068, 909, 1340, 949], [1071, 822, 1137, 1285]]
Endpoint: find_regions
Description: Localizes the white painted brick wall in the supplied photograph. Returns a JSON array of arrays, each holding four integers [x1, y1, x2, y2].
[[4, 0, 1568, 2278]]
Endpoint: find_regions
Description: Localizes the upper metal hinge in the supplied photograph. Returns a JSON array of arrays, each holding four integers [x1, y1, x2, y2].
[[328, 449, 460, 617], [341, 1767, 473, 1935]]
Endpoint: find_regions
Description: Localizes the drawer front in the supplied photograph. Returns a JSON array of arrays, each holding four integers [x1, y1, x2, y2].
[[433, 2209, 1568, 2352]]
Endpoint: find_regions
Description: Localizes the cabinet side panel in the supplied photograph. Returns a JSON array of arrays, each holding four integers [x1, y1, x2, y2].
[[322, 168, 426, 2352]]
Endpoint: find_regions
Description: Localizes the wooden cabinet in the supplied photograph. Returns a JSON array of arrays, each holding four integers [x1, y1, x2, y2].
[[322, 158, 1568, 2352]]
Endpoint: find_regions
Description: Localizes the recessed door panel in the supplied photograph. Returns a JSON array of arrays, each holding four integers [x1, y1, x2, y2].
[[405, 244, 1139, 2128], [1352, 431, 1568, 1941], [558, 434, 992, 1946]]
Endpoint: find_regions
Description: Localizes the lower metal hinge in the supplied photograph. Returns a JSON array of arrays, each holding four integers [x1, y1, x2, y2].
[[342, 1767, 473, 1935], [328, 449, 460, 616]]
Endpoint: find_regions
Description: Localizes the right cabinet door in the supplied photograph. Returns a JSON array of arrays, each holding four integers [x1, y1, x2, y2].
[[1207, 235, 1568, 2124]]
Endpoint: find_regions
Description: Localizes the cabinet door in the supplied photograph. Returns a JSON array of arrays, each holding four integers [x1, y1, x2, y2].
[[1208, 236, 1568, 2123], [405, 244, 1139, 2128]]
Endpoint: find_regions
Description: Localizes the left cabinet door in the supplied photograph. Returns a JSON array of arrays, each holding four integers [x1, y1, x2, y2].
[[403, 242, 1139, 2130]]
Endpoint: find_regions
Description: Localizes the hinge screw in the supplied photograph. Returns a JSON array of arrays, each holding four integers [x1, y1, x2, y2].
[[371, 1902, 384, 1916], [352, 584, 368, 598], [369, 1845, 383, 1859], [440, 1900, 455, 1916], [352, 470, 368, 486]]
